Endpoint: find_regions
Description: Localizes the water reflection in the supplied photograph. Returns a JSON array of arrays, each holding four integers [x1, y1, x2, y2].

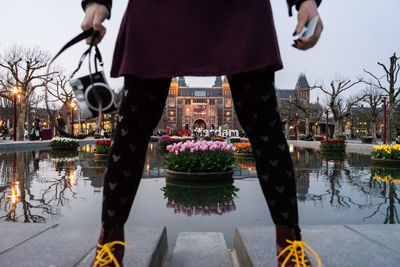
[[0, 148, 104, 223], [366, 168, 400, 223], [0, 144, 399, 226], [162, 179, 239, 217], [293, 147, 400, 224]]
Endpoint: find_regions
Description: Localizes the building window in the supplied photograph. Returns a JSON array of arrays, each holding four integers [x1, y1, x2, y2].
[[194, 90, 206, 97], [225, 99, 232, 107], [217, 99, 222, 104], [193, 99, 207, 103], [178, 99, 183, 104], [185, 99, 191, 105], [168, 99, 175, 107], [209, 99, 215, 105]]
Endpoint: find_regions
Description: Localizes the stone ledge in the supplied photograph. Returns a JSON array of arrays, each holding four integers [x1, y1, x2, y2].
[[0, 223, 168, 267], [235, 225, 400, 267]]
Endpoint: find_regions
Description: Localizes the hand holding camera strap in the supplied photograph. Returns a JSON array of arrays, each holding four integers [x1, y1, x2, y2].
[[49, 28, 105, 121]]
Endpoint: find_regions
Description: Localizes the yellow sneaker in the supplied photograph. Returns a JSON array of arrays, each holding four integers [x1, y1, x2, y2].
[[93, 241, 127, 267], [276, 239, 321, 267]]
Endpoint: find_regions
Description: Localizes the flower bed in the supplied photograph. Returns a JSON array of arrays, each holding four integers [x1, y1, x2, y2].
[[313, 135, 324, 141], [159, 136, 185, 154], [229, 138, 241, 144], [234, 142, 254, 158], [150, 136, 160, 142], [95, 140, 112, 154], [234, 142, 253, 154], [299, 134, 306, 141], [212, 136, 224, 142], [361, 136, 373, 144], [320, 140, 346, 152], [165, 141, 236, 172], [371, 144, 400, 160], [50, 137, 79, 150]]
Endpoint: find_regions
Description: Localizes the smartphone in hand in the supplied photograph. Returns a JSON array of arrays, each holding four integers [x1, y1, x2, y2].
[[295, 15, 319, 39]]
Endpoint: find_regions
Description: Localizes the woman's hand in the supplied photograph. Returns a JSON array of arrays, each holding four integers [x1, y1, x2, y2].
[[293, 0, 323, 50], [81, 3, 109, 45]]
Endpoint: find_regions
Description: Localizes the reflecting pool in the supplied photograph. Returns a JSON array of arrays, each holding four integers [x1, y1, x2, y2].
[[0, 143, 399, 248]]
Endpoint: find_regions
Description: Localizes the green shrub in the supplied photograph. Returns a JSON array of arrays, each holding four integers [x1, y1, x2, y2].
[[320, 140, 346, 150], [50, 137, 79, 149]]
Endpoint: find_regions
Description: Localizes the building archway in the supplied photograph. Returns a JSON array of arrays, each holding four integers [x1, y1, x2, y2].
[[193, 119, 207, 130]]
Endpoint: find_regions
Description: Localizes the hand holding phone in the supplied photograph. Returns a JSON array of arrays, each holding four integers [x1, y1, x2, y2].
[[294, 15, 319, 40]]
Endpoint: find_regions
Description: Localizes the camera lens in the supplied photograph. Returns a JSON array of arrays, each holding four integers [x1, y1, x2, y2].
[[86, 83, 113, 111]]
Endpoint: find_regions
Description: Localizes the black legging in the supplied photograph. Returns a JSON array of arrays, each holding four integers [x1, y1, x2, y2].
[[102, 67, 298, 229]]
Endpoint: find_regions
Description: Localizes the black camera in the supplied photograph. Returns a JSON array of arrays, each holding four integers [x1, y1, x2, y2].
[[69, 71, 117, 119]]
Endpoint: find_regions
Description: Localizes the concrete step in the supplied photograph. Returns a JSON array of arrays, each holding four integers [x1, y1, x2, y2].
[[234, 225, 400, 267], [170, 232, 232, 267], [0, 223, 167, 267]]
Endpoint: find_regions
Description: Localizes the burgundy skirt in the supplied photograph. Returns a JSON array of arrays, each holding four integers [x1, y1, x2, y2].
[[111, 0, 282, 78]]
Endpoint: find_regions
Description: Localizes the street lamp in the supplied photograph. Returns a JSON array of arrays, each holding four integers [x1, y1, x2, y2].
[[382, 97, 387, 145], [12, 87, 19, 141], [70, 101, 77, 136], [325, 109, 329, 141]]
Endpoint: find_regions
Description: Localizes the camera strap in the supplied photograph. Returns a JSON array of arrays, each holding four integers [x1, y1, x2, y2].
[[50, 28, 104, 79], [48, 28, 105, 121]]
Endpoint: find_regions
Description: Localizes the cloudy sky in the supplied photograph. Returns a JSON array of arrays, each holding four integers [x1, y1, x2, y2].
[[1, 0, 399, 104]]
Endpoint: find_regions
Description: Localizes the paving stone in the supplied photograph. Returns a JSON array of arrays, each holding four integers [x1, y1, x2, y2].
[[346, 224, 400, 254], [0, 222, 56, 255], [0, 224, 99, 267], [235, 225, 400, 267], [0, 224, 167, 267], [170, 232, 232, 267]]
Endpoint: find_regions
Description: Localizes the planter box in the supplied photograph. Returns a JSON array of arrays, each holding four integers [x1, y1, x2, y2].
[[94, 153, 108, 161], [165, 177, 234, 188], [234, 152, 255, 159], [51, 147, 78, 151], [320, 148, 346, 153], [166, 170, 234, 181], [371, 157, 400, 168]]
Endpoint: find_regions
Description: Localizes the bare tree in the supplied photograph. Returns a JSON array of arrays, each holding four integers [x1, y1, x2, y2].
[[361, 86, 382, 141], [314, 79, 364, 139], [0, 46, 56, 140], [44, 71, 75, 133], [363, 53, 400, 144], [279, 99, 299, 138]]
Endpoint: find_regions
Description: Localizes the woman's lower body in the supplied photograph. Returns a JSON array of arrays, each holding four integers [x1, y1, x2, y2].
[[93, 67, 302, 266]]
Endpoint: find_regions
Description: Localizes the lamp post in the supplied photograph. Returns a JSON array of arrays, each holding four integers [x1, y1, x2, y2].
[[12, 87, 19, 141], [294, 113, 299, 140], [383, 97, 387, 145], [70, 101, 76, 136], [325, 109, 329, 141]]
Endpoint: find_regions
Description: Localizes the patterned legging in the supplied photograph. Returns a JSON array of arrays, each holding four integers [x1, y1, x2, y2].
[[102, 67, 298, 229]]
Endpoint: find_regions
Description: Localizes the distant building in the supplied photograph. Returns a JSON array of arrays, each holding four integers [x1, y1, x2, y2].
[[156, 74, 311, 132], [156, 76, 240, 131], [276, 73, 310, 109]]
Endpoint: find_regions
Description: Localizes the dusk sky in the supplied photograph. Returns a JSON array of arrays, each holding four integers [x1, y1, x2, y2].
[[1, 0, 399, 104]]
